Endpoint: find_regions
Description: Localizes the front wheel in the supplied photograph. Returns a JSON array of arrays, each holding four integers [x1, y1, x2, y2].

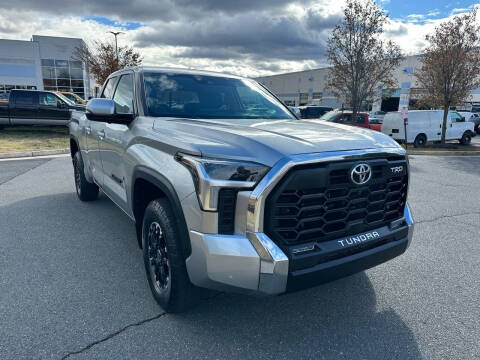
[[73, 152, 99, 201], [460, 132, 472, 145], [142, 198, 200, 313]]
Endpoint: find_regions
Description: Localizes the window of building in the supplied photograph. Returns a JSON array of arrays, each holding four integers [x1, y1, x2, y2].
[[40, 59, 86, 99], [41, 59, 54, 66], [312, 92, 322, 100], [299, 93, 308, 105], [0, 85, 36, 93]]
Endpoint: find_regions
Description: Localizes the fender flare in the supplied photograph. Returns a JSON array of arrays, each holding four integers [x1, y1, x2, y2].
[[131, 166, 192, 258]]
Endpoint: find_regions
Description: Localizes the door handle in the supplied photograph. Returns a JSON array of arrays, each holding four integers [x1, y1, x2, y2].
[[97, 130, 105, 140], [86, 126, 91, 135]]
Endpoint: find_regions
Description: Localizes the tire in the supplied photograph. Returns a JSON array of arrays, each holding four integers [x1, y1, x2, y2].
[[460, 132, 472, 145], [413, 134, 426, 148], [142, 198, 200, 313], [73, 151, 99, 201]]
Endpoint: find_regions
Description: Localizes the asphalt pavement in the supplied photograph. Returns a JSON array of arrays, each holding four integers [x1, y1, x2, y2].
[[0, 155, 479, 359]]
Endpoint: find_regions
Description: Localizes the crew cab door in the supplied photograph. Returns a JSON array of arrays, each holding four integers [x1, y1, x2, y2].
[[99, 72, 135, 210], [446, 111, 465, 140], [86, 77, 118, 186], [38, 92, 70, 125], [10, 91, 39, 125]]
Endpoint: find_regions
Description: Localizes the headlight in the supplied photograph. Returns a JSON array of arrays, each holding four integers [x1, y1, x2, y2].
[[176, 153, 270, 211]]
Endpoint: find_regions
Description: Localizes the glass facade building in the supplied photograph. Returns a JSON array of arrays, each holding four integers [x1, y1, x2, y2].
[[41, 59, 86, 98]]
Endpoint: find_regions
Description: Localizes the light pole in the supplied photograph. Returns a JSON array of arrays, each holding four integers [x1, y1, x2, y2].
[[108, 31, 124, 65]]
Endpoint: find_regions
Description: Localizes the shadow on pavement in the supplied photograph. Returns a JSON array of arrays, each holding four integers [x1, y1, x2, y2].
[[171, 272, 422, 359], [0, 191, 421, 359]]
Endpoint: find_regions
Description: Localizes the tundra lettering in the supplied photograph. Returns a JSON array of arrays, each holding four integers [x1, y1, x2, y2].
[[337, 231, 380, 247]]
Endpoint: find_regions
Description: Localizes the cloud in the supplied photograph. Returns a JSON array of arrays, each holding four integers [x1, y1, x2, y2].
[[0, 0, 478, 77]]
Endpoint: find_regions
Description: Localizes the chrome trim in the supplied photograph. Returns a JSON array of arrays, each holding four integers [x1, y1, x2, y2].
[[404, 203, 415, 246], [246, 147, 406, 233], [246, 232, 289, 294], [179, 155, 256, 211]]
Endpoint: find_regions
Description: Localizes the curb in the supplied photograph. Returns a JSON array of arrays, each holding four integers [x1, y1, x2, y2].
[[0, 148, 69, 159]]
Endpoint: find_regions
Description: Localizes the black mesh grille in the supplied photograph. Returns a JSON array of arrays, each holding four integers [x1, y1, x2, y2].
[[265, 157, 408, 247], [218, 189, 237, 234]]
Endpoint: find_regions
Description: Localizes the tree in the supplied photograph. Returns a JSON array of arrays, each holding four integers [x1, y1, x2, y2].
[[327, 0, 403, 120], [73, 40, 142, 86], [415, 10, 480, 143]]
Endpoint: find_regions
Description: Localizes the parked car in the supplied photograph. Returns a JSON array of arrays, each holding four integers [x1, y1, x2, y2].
[[298, 105, 333, 119], [55, 91, 86, 105], [288, 106, 301, 117], [381, 110, 475, 147], [69, 66, 413, 313], [0, 92, 8, 103], [319, 110, 382, 131], [458, 111, 480, 134], [0, 89, 84, 128]]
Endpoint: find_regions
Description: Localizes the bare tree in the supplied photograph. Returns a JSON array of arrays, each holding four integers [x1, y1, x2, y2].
[[327, 0, 403, 120], [415, 10, 480, 143], [73, 39, 142, 86]]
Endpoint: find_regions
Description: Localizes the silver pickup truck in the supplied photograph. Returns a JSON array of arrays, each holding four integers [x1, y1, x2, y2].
[[69, 67, 414, 313]]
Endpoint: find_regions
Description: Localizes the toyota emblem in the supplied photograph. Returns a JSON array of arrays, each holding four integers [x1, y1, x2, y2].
[[351, 163, 372, 185]]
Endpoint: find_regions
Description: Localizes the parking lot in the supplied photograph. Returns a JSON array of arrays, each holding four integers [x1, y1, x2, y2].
[[0, 154, 479, 359]]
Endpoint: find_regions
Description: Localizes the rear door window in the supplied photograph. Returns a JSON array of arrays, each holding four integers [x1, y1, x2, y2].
[[15, 92, 37, 105]]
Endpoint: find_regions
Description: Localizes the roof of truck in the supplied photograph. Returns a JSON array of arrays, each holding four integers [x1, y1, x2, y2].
[[110, 66, 244, 80]]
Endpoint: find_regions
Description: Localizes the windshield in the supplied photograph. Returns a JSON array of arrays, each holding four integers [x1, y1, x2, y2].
[[62, 93, 76, 102], [55, 92, 74, 105], [319, 111, 341, 121], [143, 73, 295, 120]]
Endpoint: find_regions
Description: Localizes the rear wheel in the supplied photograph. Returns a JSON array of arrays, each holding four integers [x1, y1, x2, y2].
[[413, 134, 426, 148], [142, 198, 200, 313], [73, 152, 99, 201], [460, 132, 472, 145]]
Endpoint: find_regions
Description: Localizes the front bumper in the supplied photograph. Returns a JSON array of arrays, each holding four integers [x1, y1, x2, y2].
[[185, 203, 414, 295]]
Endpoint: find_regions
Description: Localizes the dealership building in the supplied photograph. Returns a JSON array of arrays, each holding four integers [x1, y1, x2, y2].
[[0, 35, 91, 99], [256, 54, 480, 111]]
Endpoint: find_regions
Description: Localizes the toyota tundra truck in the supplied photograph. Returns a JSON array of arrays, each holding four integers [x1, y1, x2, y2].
[[69, 67, 414, 313]]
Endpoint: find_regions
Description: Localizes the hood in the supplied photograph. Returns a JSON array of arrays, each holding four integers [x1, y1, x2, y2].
[[152, 118, 402, 167]]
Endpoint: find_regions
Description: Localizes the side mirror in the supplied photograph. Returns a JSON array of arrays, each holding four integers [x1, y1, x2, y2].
[[57, 101, 65, 109], [461, 116, 466, 122], [86, 98, 134, 124]]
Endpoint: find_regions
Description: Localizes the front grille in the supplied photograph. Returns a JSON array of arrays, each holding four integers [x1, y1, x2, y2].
[[264, 157, 408, 248]]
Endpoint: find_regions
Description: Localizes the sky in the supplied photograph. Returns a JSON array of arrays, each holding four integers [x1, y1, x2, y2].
[[0, 0, 478, 77]]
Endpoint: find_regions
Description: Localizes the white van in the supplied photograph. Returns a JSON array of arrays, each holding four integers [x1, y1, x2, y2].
[[381, 110, 475, 147]]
